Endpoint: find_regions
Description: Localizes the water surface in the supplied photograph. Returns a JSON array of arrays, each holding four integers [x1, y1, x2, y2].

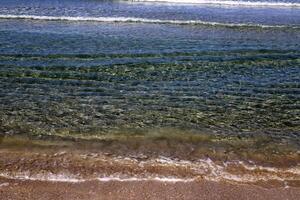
[[0, 0, 299, 157]]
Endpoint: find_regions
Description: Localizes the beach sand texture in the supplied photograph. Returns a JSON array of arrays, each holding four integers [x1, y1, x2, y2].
[[1, 177, 300, 200]]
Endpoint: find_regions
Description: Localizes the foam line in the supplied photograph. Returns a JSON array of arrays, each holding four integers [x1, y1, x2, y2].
[[131, 0, 300, 8], [0, 173, 194, 183], [0, 173, 84, 183], [97, 177, 195, 182], [0, 14, 295, 29]]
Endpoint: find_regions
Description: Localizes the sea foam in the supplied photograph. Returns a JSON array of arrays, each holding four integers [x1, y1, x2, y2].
[[132, 0, 300, 8], [1, 156, 299, 184], [0, 14, 296, 29]]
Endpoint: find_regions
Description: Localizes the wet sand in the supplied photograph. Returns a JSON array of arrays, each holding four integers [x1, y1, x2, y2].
[[1, 177, 300, 200], [0, 136, 299, 199]]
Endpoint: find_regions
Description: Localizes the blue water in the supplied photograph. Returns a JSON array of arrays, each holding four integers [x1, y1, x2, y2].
[[1, 0, 300, 26], [0, 0, 299, 142]]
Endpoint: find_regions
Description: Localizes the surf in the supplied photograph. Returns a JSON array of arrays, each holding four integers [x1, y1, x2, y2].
[[131, 0, 300, 8], [0, 14, 297, 29], [0, 156, 299, 185]]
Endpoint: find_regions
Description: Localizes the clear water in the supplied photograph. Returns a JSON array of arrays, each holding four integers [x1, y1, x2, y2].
[[0, 0, 299, 144]]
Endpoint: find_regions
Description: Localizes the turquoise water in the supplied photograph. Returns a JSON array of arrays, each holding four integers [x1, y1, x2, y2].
[[0, 1, 299, 145]]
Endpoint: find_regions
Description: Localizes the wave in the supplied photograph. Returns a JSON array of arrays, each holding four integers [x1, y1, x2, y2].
[[131, 0, 300, 8], [97, 177, 195, 182], [0, 172, 84, 183], [0, 172, 194, 183], [0, 14, 296, 29], [1, 156, 300, 185]]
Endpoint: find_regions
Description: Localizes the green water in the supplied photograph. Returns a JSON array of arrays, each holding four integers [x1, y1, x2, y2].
[[0, 2, 299, 158]]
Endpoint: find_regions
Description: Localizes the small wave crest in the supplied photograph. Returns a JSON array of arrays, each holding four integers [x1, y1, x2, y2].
[[131, 0, 300, 8], [0, 14, 296, 29], [0, 172, 194, 183], [1, 156, 299, 186]]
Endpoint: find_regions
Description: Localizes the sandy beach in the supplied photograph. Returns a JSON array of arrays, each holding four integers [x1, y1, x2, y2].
[[0, 137, 299, 200], [1, 177, 300, 200]]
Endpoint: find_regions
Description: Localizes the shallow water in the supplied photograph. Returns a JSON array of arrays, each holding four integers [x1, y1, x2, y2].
[[0, 0, 299, 167]]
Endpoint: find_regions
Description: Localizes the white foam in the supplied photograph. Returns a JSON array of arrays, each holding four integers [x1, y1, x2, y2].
[[0, 183, 9, 187], [0, 172, 84, 183], [138, 157, 300, 183], [132, 0, 300, 8], [97, 176, 195, 182], [0, 156, 299, 184], [0, 172, 194, 183], [0, 14, 294, 29]]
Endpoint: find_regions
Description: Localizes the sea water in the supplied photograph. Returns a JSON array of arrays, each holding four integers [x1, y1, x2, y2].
[[0, 0, 299, 165]]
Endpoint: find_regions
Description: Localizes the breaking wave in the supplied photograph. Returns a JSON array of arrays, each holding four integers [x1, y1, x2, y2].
[[0, 14, 297, 29], [131, 0, 300, 8]]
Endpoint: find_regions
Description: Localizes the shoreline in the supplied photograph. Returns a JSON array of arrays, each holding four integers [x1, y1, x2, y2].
[[0, 136, 299, 188], [1, 136, 299, 199]]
